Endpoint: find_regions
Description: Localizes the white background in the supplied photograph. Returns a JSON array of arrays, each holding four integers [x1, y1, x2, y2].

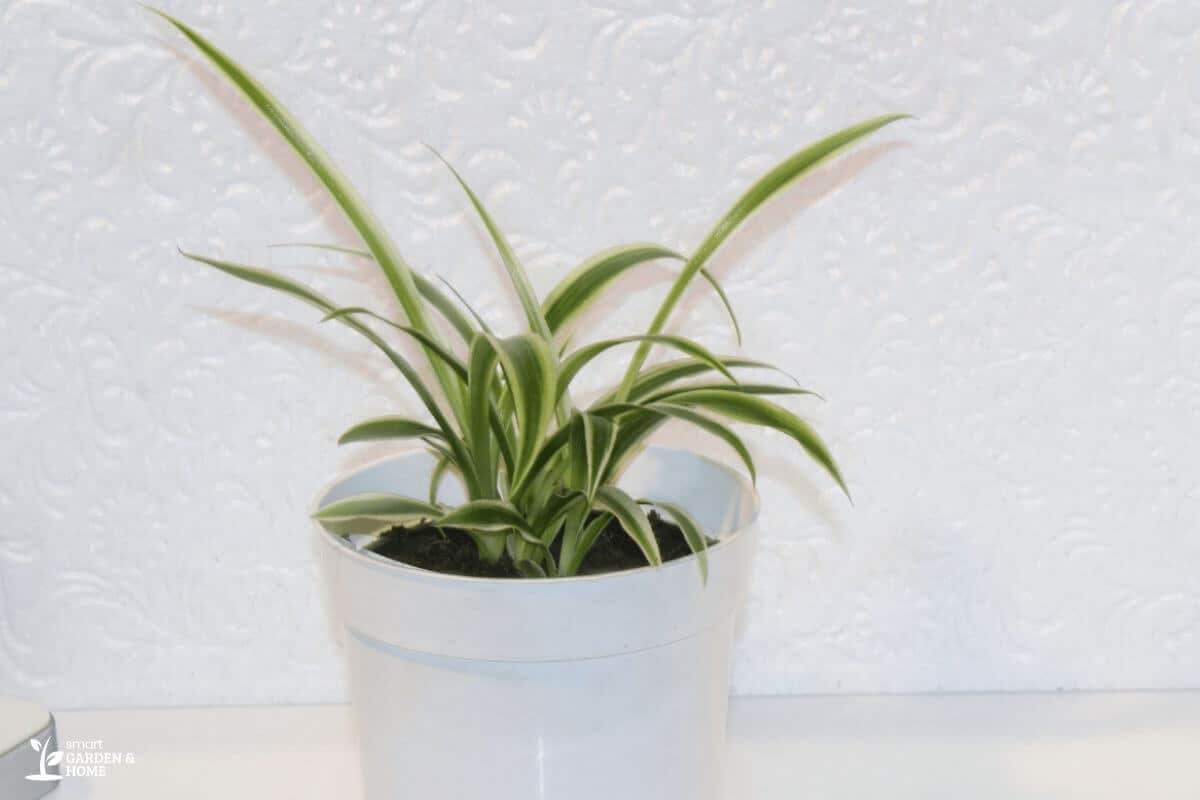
[[2, 0, 1198, 708]]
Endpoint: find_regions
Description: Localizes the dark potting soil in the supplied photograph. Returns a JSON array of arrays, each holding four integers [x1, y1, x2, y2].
[[366, 510, 712, 578]]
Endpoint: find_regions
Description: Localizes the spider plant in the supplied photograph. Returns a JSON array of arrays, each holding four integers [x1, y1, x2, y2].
[[152, 9, 906, 579]]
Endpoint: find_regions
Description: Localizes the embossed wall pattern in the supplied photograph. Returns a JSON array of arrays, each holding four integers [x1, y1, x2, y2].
[[2, 1, 1198, 707]]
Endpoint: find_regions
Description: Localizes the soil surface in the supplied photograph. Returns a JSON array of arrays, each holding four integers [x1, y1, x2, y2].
[[367, 510, 711, 578]]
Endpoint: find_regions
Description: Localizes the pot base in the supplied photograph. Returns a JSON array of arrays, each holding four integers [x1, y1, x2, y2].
[[348, 621, 735, 800]]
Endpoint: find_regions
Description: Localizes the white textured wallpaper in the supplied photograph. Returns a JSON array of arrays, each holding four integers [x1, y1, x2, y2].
[[2, 0, 1199, 709]]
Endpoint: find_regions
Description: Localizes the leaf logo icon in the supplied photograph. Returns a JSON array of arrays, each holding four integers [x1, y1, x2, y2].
[[25, 733, 64, 782]]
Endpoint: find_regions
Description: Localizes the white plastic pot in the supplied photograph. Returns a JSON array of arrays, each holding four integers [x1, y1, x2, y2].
[[314, 447, 759, 800]]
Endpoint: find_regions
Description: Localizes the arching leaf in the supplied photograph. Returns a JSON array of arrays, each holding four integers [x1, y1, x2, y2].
[[313, 493, 442, 522], [640, 498, 710, 583], [338, 416, 443, 445], [665, 388, 848, 498], [595, 485, 661, 567], [541, 243, 742, 343], [427, 146, 553, 340], [487, 333, 558, 486], [558, 334, 736, 401], [151, 10, 463, 411], [618, 114, 910, 397]]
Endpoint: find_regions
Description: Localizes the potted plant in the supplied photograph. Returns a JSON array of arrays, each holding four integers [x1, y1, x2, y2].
[[150, 9, 905, 799]]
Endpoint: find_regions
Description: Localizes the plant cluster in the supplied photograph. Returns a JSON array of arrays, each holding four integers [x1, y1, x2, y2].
[[154, 9, 905, 578]]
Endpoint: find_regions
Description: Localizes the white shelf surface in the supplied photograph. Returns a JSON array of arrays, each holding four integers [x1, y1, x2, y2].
[[48, 692, 1200, 798]]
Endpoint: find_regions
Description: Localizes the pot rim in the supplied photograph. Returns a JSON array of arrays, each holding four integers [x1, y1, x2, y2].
[[312, 445, 760, 588]]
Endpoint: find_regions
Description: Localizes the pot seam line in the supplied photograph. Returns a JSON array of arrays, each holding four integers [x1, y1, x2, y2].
[[345, 619, 737, 666]]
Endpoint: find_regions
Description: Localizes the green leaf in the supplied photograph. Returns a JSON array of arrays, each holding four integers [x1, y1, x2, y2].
[[150, 10, 464, 413], [338, 416, 443, 445], [618, 114, 910, 397], [641, 381, 817, 405], [567, 412, 617, 498], [541, 243, 741, 343], [426, 146, 553, 341], [558, 334, 737, 402], [313, 493, 442, 522], [179, 250, 476, 490], [466, 335, 500, 495], [487, 333, 558, 487], [603, 408, 671, 480], [509, 423, 573, 501], [542, 243, 682, 332], [640, 498, 709, 583], [595, 485, 662, 567], [437, 276, 493, 335], [531, 490, 587, 547], [600, 402, 756, 484], [435, 499, 544, 548], [699, 267, 742, 345], [427, 453, 455, 504], [436, 499, 530, 532], [321, 307, 469, 382], [608, 356, 801, 404], [269, 242, 484, 344], [560, 510, 612, 577], [514, 559, 548, 578], [665, 388, 849, 498]]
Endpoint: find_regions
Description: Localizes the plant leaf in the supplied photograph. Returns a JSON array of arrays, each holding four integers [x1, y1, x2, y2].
[[640, 498, 709, 583], [618, 113, 909, 397], [435, 499, 544, 548], [151, 10, 463, 411], [321, 306, 469, 382], [699, 267, 742, 345], [541, 243, 741, 343], [487, 333, 558, 487], [665, 388, 848, 497], [509, 423, 572, 500], [437, 276, 493, 334], [562, 511, 613, 576], [558, 334, 736, 402], [532, 489, 587, 547], [595, 484, 662, 566], [338, 416, 443, 445], [466, 334, 500, 494], [269, 243, 486, 344], [46, 752, 63, 767], [179, 251, 476, 487], [621, 356, 802, 401], [428, 452, 454, 504], [601, 402, 756, 484], [30, 739, 41, 753], [641, 381, 817, 405], [426, 146, 553, 341], [542, 243, 682, 332], [313, 493, 443, 522], [514, 559, 547, 578], [567, 412, 617, 498]]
